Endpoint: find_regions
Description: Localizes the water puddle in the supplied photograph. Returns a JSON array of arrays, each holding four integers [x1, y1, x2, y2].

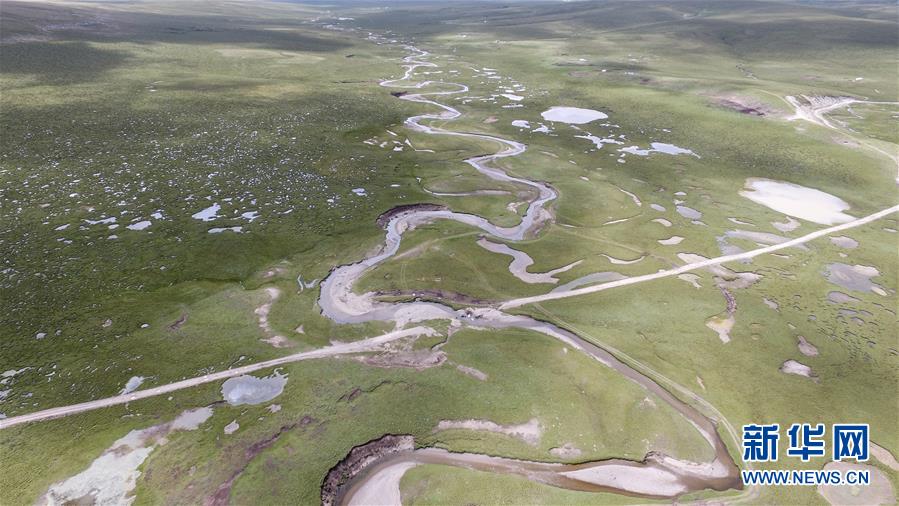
[[619, 143, 698, 157], [221, 372, 288, 406], [824, 263, 887, 295], [191, 202, 221, 222], [541, 106, 608, 124], [829, 236, 858, 249], [119, 376, 145, 395], [676, 206, 702, 220]]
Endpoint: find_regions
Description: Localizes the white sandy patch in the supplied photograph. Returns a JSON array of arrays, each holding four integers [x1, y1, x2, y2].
[[347, 461, 419, 506], [541, 106, 607, 124], [740, 179, 854, 225], [456, 364, 488, 381], [676, 205, 702, 220], [40, 407, 213, 505], [724, 229, 808, 250], [678, 273, 702, 288], [619, 143, 698, 157], [511, 120, 530, 128], [576, 134, 624, 149], [830, 235, 858, 249], [728, 217, 755, 226], [256, 287, 290, 347], [601, 253, 645, 265], [817, 461, 895, 506], [562, 464, 688, 496], [780, 359, 815, 378], [797, 336, 819, 357], [652, 218, 672, 227], [827, 291, 860, 304], [191, 203, 221, 222], [615, 186, 642, 206], [208, 226, 243, 234], [706, 315, 735, 343], [871, 442, 899, 471], [126, 220, 152, 231], [435, 418, 542, 445], [119, 376, 145, 395], [659, 236, 684, 245], [224, 420, 240, 435], [549, 443, 583, 459], [772, 216, 800, 232]]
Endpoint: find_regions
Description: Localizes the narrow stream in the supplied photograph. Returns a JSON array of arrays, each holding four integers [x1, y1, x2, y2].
[[318, 47, 742, 503]]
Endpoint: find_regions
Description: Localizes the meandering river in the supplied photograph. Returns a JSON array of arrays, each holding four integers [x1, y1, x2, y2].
[[320, 47, 743, 504]]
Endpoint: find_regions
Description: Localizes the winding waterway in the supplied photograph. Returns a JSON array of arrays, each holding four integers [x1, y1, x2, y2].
[[322, 47, 742, 504]]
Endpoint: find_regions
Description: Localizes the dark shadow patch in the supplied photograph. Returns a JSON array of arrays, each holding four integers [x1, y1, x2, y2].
[[0, 41, 130, 82]]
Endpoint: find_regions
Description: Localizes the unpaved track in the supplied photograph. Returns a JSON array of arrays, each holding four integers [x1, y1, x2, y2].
[[0, 327, 435, 429], [777, 93, 899, 181], [502, 204, 899, 309]]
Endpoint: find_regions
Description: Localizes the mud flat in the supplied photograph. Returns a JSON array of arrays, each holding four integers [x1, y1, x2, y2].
[[541, 106, 607, 124], [740, 178, 854, 225], [797, 336, 819, 356], [561, 462, 687, 496], [871, 442, 899, 471], [346, 461, 418, 506], [548, 443, 583, 460], [706, 315, 735, 343], [779, 359, 816, 379], [620, 143, 698, 157], [827, 291, 860, 304], [40, 407, 213, 505], [324, 434, 415, 506], [817, 462, 895, 505], [772, 216, 800, 232], [824, 263, 887, 296], [830, 235, 859, 249]]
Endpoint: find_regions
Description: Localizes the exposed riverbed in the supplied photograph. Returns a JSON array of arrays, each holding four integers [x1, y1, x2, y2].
[[317, 46, 742, 505]]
